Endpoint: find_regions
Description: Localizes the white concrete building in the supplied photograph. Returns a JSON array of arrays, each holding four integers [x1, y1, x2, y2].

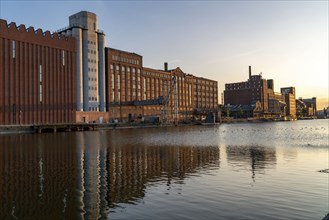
[[57, 11, 106, 112]]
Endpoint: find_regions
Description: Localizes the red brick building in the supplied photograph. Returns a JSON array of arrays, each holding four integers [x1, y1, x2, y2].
[[103, 48, 218, 122], [224, 66, 270, 113], [0, 19, 76, 125], [224, 66, 290, 117], [1, 13, 218, 125]]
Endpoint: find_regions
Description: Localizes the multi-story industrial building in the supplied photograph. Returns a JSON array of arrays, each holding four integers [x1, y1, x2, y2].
[[0, 11, 218, 125], [224, 66, 269, 113], [104, 46, 218, 122], [0, 19, 76, 125], [298, 97, 317, 116], [281, 87, 296, 118], [224, 66, 287, 117], [56, 11, 106, 112]]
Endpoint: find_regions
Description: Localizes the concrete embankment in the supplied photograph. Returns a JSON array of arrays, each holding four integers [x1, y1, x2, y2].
[[0, 125, 36, 134], [0, 123, 177, 134], [0, 121, 221, 135]]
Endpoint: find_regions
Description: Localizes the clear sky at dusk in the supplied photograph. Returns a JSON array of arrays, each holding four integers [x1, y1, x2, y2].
[[1, 1, 328, 108]]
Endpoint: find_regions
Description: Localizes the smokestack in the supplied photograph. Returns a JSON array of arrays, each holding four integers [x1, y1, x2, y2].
[[249, 66, 251, 78], [164, 62, 168, 71]]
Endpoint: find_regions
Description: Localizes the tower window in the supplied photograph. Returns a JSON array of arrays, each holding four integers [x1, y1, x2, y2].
[[12, 40, 16, 58]]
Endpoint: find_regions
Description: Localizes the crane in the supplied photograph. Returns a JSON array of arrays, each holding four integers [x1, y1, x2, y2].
[[160, 76, 178, 125]]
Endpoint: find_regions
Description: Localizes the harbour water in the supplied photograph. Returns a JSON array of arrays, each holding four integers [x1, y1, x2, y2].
[[0, 120, 328, 219]]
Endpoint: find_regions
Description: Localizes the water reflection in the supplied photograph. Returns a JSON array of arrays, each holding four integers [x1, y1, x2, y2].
[[0, 132, 219, 219], [226, 145, 276, 181], [0, 134, 78, 219], [107, 145, 219, 207]]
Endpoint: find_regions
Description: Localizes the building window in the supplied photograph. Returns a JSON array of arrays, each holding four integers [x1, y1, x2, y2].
[[12, 40, 16, 58], [62, 50, 65, 66], [93, 23, 96, 31], [39, 64, 42, 103], [143, 78, 146, 100], [118, 73, 121, 90], [111, 73, 115, 89], [189, 84, 192, 105]]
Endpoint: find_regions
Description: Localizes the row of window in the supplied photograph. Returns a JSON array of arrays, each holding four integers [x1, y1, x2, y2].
[[88, 67, 97, 72], [110, 64, 141, 74], [11, 40, 67, 67], [193, 78, 217, 86], [143, 71, 172, 79], [88, 49, 97, 54], [88, 97, 97, 101], [88, 58, 97, 63], [112, 55, 139, 65]]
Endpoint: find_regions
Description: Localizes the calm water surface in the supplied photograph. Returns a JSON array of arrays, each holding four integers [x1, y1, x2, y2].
[[0, 120, 328, 219]]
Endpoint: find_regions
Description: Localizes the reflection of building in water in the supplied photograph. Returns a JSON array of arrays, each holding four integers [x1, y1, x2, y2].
[[106, 144, 219, 207], [0, 133, 219, 219], [75, 132, 109, 219], [226, 145, 276, 181], [75, 131, 220, 216], [0, 134, 78, 219]]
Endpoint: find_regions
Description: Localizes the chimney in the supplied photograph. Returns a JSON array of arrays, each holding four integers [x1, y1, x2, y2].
[[249, 66, 251, 78], [164, 62, 168, 71]]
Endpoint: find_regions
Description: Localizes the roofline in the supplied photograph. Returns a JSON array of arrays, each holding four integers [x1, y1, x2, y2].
[[106, 47, 142, 58]]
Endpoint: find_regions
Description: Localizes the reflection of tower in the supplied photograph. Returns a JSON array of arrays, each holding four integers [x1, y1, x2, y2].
[[76, 132, 109, 219], [83, 133, 101, 220], [226, 146, 276, 182], [75, 132, 86, 219]]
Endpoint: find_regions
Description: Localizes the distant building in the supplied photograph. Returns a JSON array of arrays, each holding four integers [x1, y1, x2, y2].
[[224, 66, 284, 117], [299, 97, 317, 116], [296, 99, 307, 117], [281, 87, 296, 118], [226, 101, 263, 118], [0, 19, 76, 125]]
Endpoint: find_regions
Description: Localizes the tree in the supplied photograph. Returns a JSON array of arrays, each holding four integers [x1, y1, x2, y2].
[[237, 107, 244, 118]]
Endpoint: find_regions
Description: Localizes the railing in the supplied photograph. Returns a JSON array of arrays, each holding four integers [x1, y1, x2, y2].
[[54, 23, 85, 33]]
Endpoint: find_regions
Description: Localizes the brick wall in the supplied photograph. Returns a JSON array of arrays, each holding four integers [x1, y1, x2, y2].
[[0, 19, 76, 125]]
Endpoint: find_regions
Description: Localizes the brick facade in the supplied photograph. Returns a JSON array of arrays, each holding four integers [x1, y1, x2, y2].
[[104, 48, 218, 122], [0, 19, 76, 125]]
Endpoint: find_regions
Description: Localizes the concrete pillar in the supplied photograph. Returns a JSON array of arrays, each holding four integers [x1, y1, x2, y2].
[[82, 30, 89, 111], [72, 28, 83, 111], [98, 33, 106, 112]]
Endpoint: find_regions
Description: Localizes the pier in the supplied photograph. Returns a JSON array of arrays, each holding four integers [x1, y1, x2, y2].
[[0, 123, 116, 134]]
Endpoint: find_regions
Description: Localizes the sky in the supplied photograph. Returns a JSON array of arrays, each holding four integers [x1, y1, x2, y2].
[[0, 0, 328, 108]]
